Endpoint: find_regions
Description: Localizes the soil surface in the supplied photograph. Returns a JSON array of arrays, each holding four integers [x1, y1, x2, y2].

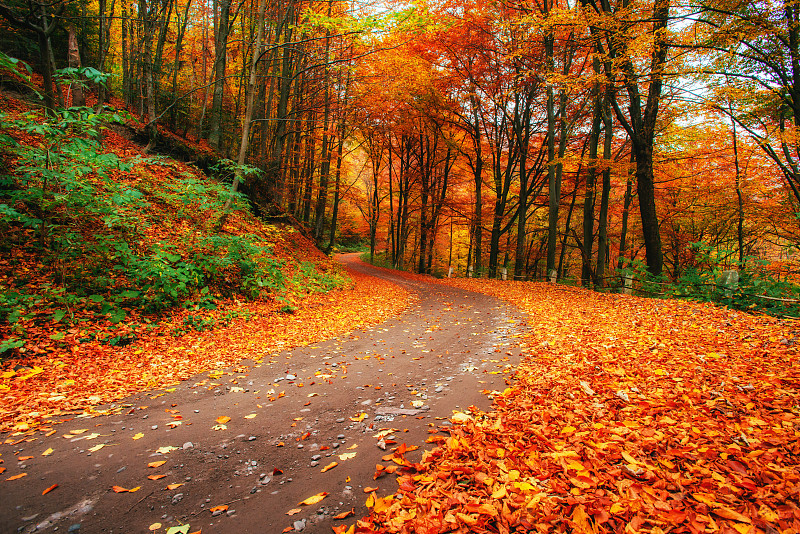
[[1, 255, 529, 534]]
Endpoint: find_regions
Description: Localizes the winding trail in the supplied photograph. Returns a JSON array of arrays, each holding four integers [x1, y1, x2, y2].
[[1, 254, 529, 534]]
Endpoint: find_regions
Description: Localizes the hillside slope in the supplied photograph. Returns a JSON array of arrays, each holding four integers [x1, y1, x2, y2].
[[0, 93, 400, 432]]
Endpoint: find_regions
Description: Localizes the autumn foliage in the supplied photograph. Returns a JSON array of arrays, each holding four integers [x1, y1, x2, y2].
[[359, 279, 800, 533], [0, 266, 411, 433]]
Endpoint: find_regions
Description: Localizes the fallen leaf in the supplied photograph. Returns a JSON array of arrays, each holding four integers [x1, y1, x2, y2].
[[299, 492, 328, 505], [17, 456, 33, 461], [166, 483, 184, 490], [6, 473, 27, 481], [339, 452, 356, 461], [209, 505, 228, 513], [88, 444, 105, 452], [111, 485, 140, 493], [42, 448, 53, 456], [350, 413, 367, 422], [42, 483, 58, 495], [165, 525, 190, 534], [286, 508, 302, 515], [333, 508, 354, 520], [244, 414, 257, 419], [321, 461, 338, 472], [155, 446, 177, 454], [148, 474, 167, 480], [364, 486, 378, 493], [132, 433, 144, 440], [148, 460, 167, 468], [215, 416, 231, 425], [149, 523, 162, 531]]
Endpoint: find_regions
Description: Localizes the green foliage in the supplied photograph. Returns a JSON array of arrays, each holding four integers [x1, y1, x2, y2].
[[291, 261, 348, 294], [0, 56, 350, 358], [617, 243, 800, 317]]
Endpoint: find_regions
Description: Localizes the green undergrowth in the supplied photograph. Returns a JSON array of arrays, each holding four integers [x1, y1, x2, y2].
[[0, 77, 349, 359]]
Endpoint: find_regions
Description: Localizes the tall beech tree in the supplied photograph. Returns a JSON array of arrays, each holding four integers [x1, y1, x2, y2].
[[580, 0, 672, 276]]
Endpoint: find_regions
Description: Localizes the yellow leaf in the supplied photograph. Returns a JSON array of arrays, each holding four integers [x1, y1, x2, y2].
[[491, 486, 507, 499], [42, 448, 54, 456], [299, 492, 328, 506], [88, 444, 105, 452], [339, 452, 356, 461], [149, 523, 162, 531], [350, 413, 367, 422], [244, 414, 257, 419], [609, 503, 625, 515], [132, 433, 144, 440], [148, 460, 167, 468]]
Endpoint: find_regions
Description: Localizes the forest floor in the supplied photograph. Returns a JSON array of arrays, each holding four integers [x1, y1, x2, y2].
[[2, 255, 799, 534]]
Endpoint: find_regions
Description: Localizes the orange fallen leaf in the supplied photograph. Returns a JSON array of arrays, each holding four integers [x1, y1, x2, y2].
[[148, 460, 167, 468], [17, 456, 33, 461], [166, 483, 184, 490], [363, 486, 378, 493], [6, 473, 27, 481], [299, 492, 328, 505], [321, 461, 338, 473], [286, 508, 302, 515], [215, 416, 231, 425], [148, 474, 167, 480], [209, 505, 228, 513], [333, 508, 354, 520], [42, 483, 58, 495]]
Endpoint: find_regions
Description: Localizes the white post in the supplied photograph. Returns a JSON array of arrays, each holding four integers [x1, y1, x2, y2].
[[501, 267, 507, 281], [623, 274, 633, 295], [549, 269, 557, 283], [720, 270, 739, 297], [467, 266, 473, 278], [448, 266, 453, 278]]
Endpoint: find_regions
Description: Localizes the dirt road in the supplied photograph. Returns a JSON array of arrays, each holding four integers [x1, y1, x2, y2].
[[1, 255, 528, 534]]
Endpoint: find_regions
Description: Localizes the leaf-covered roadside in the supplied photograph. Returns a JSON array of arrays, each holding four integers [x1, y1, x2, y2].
[[0, 267, 412, 434], [360, 281, 800, 533]]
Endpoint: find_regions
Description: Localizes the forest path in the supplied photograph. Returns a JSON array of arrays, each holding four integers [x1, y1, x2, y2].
[[1, 254, 529, 534]]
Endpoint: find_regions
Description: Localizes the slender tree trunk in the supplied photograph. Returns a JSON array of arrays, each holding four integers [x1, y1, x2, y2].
[[595, 88, 613, 285], [582, 89, 602, 285], [208, 0, 232, 149], [617, 152, 635, 270], [216, 0, 266, 231], [731, 115, 744, 264]]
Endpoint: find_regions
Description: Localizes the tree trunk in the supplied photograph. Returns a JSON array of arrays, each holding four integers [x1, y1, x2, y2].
[[208, 0, 232, 149], [216, 0, 266, 231]]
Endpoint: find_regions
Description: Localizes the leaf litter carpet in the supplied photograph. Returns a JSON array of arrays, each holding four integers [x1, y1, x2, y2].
[[357, 280, 799, 534]]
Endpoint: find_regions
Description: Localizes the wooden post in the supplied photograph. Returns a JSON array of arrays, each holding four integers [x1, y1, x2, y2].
[[549, 269, 557, 283], [720, 270, 739, 297], [623, 274, 633, 295]]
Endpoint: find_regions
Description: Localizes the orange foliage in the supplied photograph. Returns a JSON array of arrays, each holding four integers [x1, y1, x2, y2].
[[361, 279, 800, 533]]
